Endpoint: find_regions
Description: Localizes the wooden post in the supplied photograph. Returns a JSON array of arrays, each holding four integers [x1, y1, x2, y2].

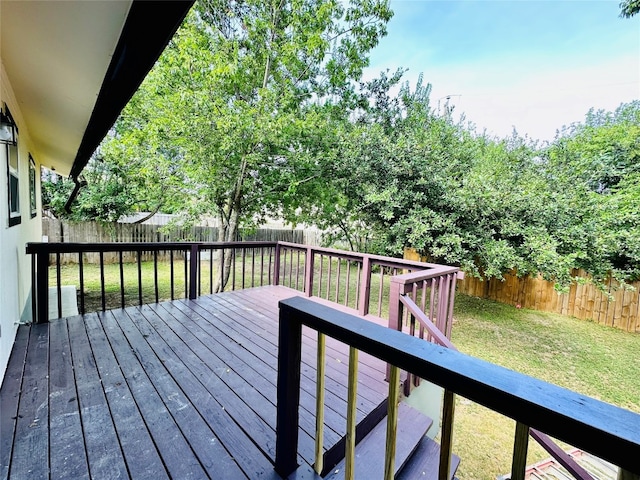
[[387, 279, 403, 380], [35, 247, 49, 324], [189, 243, 199, 300], [439, 389, 455, 480], [275, 305, 303, 477], [304, 247, 315, 297], [511, 422, 530, 480], [345, 346, 359, 480], [358, 256, 372, 316], [273, 242, 281, 286], [384, 365, 400, 480]]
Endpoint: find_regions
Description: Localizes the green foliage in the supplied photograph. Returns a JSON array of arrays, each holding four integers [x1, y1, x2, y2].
[[41, 158, 147, 223], [48, 1, 638, 292], [109, 0, 391, 239], [308, 72, 640, 289], [620, 0, 640, 17]]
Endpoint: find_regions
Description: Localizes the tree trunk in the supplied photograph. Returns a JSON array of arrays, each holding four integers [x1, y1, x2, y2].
[[212, 161, 246, 293]]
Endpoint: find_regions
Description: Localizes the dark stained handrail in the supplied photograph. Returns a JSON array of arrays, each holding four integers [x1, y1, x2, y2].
[[276, 296, 640, 478], [400, 293, 595, 480], [26, 241, 279, 323], [26, 241, 461, 327]]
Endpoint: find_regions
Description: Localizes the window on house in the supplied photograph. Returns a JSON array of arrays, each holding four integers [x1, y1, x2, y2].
[[7, 138, 20, 227], [29, 155, 37, 218]]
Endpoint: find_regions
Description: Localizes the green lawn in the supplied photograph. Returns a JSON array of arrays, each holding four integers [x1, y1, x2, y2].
[[50, 260, 639, 478], [451, 294, 640, 478]]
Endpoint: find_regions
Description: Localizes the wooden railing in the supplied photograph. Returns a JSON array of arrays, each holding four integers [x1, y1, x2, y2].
[[275, 241, 461, 321], [26, 241, 279, 324], [275, 296, 640, 480], [26, 241, 462, 334]]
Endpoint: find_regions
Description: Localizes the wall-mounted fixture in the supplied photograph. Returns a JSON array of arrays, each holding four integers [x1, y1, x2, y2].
[[0, 111, 17, 145]]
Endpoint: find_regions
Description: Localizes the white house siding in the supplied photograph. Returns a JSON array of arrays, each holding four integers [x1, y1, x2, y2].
[[0, 62, 42, 385]]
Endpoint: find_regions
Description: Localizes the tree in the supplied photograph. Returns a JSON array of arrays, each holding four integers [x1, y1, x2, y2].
[[620, 0, 640, 17], [108, 0, 392, 290], [543, 101, 640, 285]]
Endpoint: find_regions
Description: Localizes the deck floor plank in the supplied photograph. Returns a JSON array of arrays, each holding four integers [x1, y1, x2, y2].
[[169, 296, 344, 451], [112, 307, 249, 480], [236, 288, 389, 381], [134, 303, 283, 479], [2, 286, 390, 480], [101, 309, 209, 480], [191, 294, 376, 417], [9, 323, 50, 480], [0, 326, 29, 480], [227, 287, 388, 399], [157, 300, 321, 460], [48, 318, 90, 480], [66, 315, 130, 480], [85, 312, 169, 480]]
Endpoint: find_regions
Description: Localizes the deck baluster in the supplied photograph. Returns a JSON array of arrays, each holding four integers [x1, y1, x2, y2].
[[154, 250, 159, 303], [511, 422, 530, 480], [439, 389, 456, 480], [335, 260, 341, 304], [345, 261, 351, 307], [189, 244, 198, 300], [99, 251, 105, 311], [314, 332, 326, 475], [242, 247, 246, 289], [304, 247, 315, 297], [377, 267, 384, 317], [345, 346, 358, 480], [210, 247, 214, 294], [118, 251, 124, 308], [56, 252, 62, 317], [384, 365, 400, 480], [79, 252, 85, 314], [170, 250, 175, 300]]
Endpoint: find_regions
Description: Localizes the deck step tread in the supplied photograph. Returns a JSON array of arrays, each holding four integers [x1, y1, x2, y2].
[[324, 403, 432, 479], [396, 435, 461, 480]]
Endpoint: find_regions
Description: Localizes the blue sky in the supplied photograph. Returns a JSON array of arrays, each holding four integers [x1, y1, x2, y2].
[[363, 0, 640, 142]]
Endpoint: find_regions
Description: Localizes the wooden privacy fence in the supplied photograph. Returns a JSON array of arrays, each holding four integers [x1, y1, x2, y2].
[[42, 218, 309, 264], [405, 249, 640, 333]]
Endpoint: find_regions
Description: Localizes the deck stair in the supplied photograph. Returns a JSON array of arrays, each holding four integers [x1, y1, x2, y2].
[[322, 402, 459, 479]]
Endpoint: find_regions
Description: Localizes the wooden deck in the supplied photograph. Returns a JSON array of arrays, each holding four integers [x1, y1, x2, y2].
[[0, 286, 389, 480]]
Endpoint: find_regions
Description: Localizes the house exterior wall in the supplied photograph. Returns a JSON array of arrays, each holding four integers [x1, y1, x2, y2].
[[0, 61, 43, 385]]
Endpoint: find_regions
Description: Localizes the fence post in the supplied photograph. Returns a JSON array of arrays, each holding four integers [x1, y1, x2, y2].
[[358, 255, 372, 316], [304, 246, 315, 297], [275, 304, 302, 477], [189, 243, 199, 300]]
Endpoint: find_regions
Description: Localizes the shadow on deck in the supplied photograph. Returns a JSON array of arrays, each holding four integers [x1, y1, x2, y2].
[[1, 286, 389, 480]]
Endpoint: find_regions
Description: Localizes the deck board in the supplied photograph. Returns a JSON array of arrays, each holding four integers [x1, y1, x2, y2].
[[85, 313, 168, 480], [48, 318, 89, 480], [101, 309, 208, 479], [0, 327, 29, 480], [67, 314, 130, 480], [10, 323, 50, 480], [0, 285, 389, 480]]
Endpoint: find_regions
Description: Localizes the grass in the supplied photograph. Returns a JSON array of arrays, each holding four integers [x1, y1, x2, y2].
[[451, 294, 640, 478], [50, 258, 640, 478]]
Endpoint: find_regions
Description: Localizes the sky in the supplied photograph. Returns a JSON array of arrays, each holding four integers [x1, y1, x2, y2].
[[363, 0, 640, 143]]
